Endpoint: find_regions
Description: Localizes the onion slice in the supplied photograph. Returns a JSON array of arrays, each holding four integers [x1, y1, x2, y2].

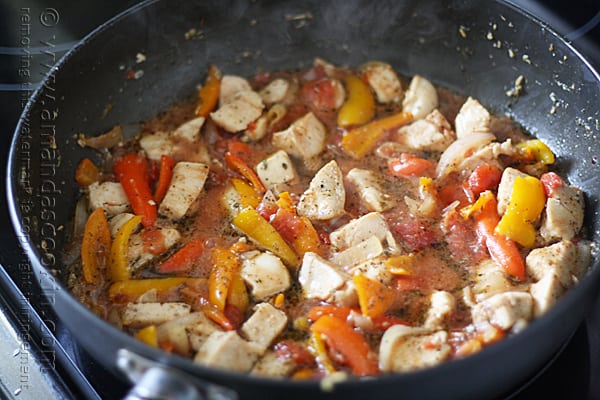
[[436, 132, 495, 178]]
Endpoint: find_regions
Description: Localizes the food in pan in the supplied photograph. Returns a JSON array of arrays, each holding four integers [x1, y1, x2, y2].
[[70, 58, 591, 378]]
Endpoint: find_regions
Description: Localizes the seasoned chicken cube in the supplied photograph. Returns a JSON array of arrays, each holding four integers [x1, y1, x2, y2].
[[496, 167, 530, 215], [346, 169, 394, 212], [194, 331, 262, 373], [88, 181, 130, 216], [299, 252, 347, 300], [128, 227, 180, 272], [329, 280, 359, 308], [331, 236, 384, 268], [219, 75, 252, 106], [122, 302, 191, 328], [329, 212, 397, 251], [251, 350, 296, 377], [108, 213, 135, 237], [157, 312, 220, 356], [471, 259, 513, 301], [424, 291, 456, 329], [394, 109, 455, 152], [540, 185, 585, 242], [241, 251, 291, 300], [360, 61, 403, 104], [171, 117, 206, 142], [454, 97, 491, 138], [529, 273, 564, 317], [159, 162, 209, 220], [351, 256, 392, 285], [139, 117, 209, 163], [526, 240, 588, 287], [402, 75, 438, 120], [256, 150, 297, 194], [297, 160, 346, 220], [241, 303, 288, 352], [471, 291, 532, 330], [272, 112, 326, 161], [259, 78, 290, 106], [211, 90, 264, 133], [379, 326, 451, 372]]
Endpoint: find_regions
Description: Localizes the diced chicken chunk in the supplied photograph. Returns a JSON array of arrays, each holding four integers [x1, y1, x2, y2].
[[329, 212, 396, 251], [157, 312, 220, 356], [454, 97, 491, 138], [496, 167, 530, 215], [351, 256, 393, 285], [529, 273, 564, 317], [128, 227, 180, 272], [256, 150, 297, 194], [346, 169, 394, 212], [331, 236, 384, 268], [139, 117, 209, 163], [241, 251, 291, 300], [379, 326, 451, 372], [88, 181, 130, 215], [471, 259, 513, 301], [402, 75, 438, 120], [122, 302, 191, 328], [540, 185, 585, 242], [272, 112, 326, 161], [251, 350, 296, 377], [471, 291, 532, 330], [171, 117, 205, 141], [219, 75, 252, 106], [188, 313, 224, 352], [159, 162, 209, 220], [299, 252, 347, 300], [259, 78, 290, 106], [108, 213, 135, 237], [211, 90, 265, 133], [360, 61, 403, 104], [194, 331, 262, 373], [241, 303, 288, 352], [394, 109, 455, 152], [297, 160, 346, 220], [424, 291, 456, 329]]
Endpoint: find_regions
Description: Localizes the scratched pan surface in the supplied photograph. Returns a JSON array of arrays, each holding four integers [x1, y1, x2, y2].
[[7, 0, 600, 399]]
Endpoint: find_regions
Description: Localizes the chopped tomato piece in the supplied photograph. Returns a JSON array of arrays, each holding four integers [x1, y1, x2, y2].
[[468, 164, 502, 196], [300, 77, 339, 112], [388, 153, 434, 178], [540, 172, 563, 197]]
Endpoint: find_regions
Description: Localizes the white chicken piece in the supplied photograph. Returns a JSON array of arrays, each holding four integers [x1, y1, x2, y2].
[[540, 185, 585, 242], [331, 236, 384, 268], [297, 160, 346, 220], [256, 150, 297, 194], [241, 251, 291, 300], [121, 302, 191, 328], [157, 312, 220, 356], [298, 252, 347, 300], [454, 139, 517, 176], [529, 273, 564, 317], [351, 256, 393, 285], [329, 212, 397, 252], [251, 350, 296, 377], [360, 61, 403, 104], [211, 90, 265, 133], [108, 213, 135, 237], [139, 117, 209, 163], [194, 331, 263, 373], [259, 78, 290, 106], [471, 259, 513, 302], [424, 291, 456, 329], [88, 181, 130, 216], [435, 132, 496, 178], [329, 280, 359, 308], [471, 291, 533, 331], [241, 303, 288, 352], [454, 97, 491, 138], [272, 112, 326, 161], [159, 161, 209, 220], [394, 109, 456, 152], [402, 75, 438, 120], [496, 167, 530, 215], [128, 227, 180, 272], [379, 326, 452, 372], [346, 169, 394, 212], [219, 75, 252, 106], [188, 314, 224, 352]]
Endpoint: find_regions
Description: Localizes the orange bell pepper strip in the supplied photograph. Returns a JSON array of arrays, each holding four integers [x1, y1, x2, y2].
[[227, 271, 249, 313], [310, 315, 379, 376], [75, 158, 101, 186], [341, 111, 413, 159], [135, 325, 158, 347], [153, 155, 176, 203], [225, 151, 266, 195], [80, 207, 111, 284], [196, 64, 221, 117], [470, 191, 526, 281], [109, 215, 142, 281], [337, 75, 375, 127], [232, 207, 300, 266], [108, 277, 204, 302], [201, 305, 235, 331], [158, 237, 205, 274], [271, 208, 322, 256], [308, 305, 352, 322], [353, 274, 395, 318], [208, 247, 240, 311], [114, 154, 156, 228]]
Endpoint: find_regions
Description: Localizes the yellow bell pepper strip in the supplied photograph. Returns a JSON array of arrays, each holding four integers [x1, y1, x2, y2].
[[135, 325, 158, 348], [495, 176, 545, 248], [308, 331, 337, 375], [108, 277, 203, 302], [153, 155, 176, 203], [517, 139, 555, 165], [109, 215, 142, 281], [341, 111, 413, 159], [353, 274, 395, 318], [470, 191, 525, 281], [75, 158, 101, 186], [81, 207, 111, 284], [385, 254, 415, 276], [225, 151, 267, 195], [158, 237, 205, 274], [232, 207, 300, 266], [226, 271, 249, 313], [208, 247, 240, 311], [114, 154, 156, 228], [195, 64, 221, 117], [337, 75, 376, 127], [310, 315, 379, 376], [231, 178, 262, 209]]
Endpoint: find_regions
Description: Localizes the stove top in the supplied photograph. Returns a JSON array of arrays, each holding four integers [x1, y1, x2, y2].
[[1, 1, 599, 399]]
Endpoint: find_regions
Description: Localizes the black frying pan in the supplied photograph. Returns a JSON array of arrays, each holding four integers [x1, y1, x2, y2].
[[7, 0, 600, 399]]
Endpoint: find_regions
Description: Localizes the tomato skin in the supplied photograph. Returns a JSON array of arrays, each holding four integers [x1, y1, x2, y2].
[[388, 217, 438, 252], [468, 164, 502, 196], [300, 78, 338, 112], [540, 172, 563, 197]]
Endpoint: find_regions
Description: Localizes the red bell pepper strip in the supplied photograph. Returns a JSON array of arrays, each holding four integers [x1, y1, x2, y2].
[[225, 151, 266, 195], [114, 154, 157, 228], [154, 155, 176, 203], [158, 237, 205, 274]]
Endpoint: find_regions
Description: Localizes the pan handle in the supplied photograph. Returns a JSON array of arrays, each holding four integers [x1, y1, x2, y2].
[[117, 348, 238, 400]]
